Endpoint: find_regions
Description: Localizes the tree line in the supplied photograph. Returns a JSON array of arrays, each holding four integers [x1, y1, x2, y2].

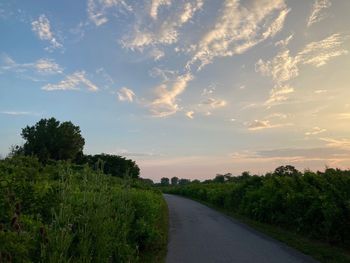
[[10, 117, 140, 179], [162, 165, 350, 247]]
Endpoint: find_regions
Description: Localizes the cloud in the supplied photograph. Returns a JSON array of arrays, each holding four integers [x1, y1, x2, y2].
[[87, 0, 132, 26], [265, 85, 294, 106], [187, 0, 289, 70], [297, 33, 348, 67], [320, 137, 350, 149], [275, 34, 293, 48], [336, 113, 350, 120], [121, 0, 203, 50], [34, 59, 63, 74], [31, 15, 62, 50], [246, 119, 291, 131], [42, 71, 98, 91], [149, 48, 165, 61], [150, 73, 193, 117], [186, 110, 194, 119], [305, 127, 326, 136], [314, 89, 327, 94], [150, 0, 171, 20], [117, 87, 136, 102], [256, 33, 348, 106], [247, 120, 271, 131], [1, 54, 62, 76], [0, 111, 34, 116], [307, 0, 332, 27], [149, 67, 178, 81], [232, 147, 350, 165], [201, 98, 227, 108]]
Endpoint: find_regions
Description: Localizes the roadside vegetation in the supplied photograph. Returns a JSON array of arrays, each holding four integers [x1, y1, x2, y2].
[[0, 118, 168, 262], [161, 166, 350, 263]]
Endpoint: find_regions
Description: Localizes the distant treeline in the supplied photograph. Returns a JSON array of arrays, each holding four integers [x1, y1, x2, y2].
[[162, 165, 350, 246], [10, 117, 140, 179]]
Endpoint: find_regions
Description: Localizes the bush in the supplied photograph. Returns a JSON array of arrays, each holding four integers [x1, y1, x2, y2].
[[0, 156, 166, 262], [164, 168, 350, 247]]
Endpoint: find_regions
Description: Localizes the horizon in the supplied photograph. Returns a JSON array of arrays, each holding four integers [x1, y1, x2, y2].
[[1, 0, 350, 181]]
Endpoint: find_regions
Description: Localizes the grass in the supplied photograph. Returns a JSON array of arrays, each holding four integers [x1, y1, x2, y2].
[[0, 156, 169, 262], [139, 198, 169, 263], [175, 195, 350, 263]]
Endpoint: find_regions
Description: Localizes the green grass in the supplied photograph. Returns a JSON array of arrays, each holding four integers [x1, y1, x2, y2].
[[139, 198, 169, 263], [182, 195, 350, 263]]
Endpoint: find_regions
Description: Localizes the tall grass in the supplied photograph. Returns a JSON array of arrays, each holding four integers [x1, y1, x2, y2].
[[0, 156, 167, 262]]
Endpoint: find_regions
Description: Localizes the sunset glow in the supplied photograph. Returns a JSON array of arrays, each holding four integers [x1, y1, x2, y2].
[[1, 0, 350, 181]]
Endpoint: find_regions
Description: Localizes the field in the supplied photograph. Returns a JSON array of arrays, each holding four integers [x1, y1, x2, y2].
[[162, 168, 350, 262], [0, 156, 167, 262]]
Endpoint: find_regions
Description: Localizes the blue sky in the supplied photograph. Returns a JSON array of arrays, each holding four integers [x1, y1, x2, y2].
[[1, 0, 350, 181]]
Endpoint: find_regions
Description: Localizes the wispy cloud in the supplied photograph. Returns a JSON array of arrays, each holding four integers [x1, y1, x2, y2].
[[121, 0, 202, 50], [149, 48, 165, 61], [246, 119, 291, 131], [31, 15, 62, 50], [117, 87, 136, 102], [256, 33, 348, 107], [42, 71, 98, 91], [201, 98, 227, 109], [307, 0, 332, 27], [150, 0, 171, 20], [298, 33, 348, 67], [0, 111, 36, 116], [305, 127, 326, 136], [187, 0, 289, 70], [320, 137, 350, 149], [336, 113, 350, 120], [87, 0, 132, 26], [150, 73, 193, 117], [185, 110, 194, 119], [1, 54, 63, 76], [34, 58, 63, 74]]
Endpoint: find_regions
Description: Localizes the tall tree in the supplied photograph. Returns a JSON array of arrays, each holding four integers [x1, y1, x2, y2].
[[21, 118, 85, 163], [160, 177, 170, 186], [171, 176, 179, 185]]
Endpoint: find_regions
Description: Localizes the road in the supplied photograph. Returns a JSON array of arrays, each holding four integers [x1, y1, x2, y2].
[[164, 194, 318, 263]]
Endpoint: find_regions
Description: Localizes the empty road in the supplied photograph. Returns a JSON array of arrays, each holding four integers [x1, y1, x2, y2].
[[164, 194, 318, 263]]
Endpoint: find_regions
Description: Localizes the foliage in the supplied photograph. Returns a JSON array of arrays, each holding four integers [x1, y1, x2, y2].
[[163, 166, 350, 248], [171, 177, 178, 185], [78, 153, 140, 179], [160, 177, 169, 186], [0, 156, 166, 262], [20, 118, 85, 163]]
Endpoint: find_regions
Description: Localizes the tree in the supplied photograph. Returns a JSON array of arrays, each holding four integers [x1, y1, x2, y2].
[[178, 178, 190, 185], [160, 177, 170, 186], [274, 165, 300, 177], [21, 118, 85, 163], [213, 174, 225, 183], [79, 154, 140, 178], [171, 176, 179, 185]]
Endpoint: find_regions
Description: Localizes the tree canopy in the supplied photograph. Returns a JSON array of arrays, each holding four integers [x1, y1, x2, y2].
[[78, 153, 140, 178], [21, 118, 85, 163]]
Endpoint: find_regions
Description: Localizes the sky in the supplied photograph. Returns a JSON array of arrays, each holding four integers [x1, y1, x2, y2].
[[1, 0, 350, 181]]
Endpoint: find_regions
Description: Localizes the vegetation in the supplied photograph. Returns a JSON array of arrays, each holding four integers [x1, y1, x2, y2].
[[0, 156, 167, 262], [1, 118, 167, 262], [162, 166, 350, 262], [77, 154, 140, 179], [12, 118, 140, 179], [19, 118, 85, 163]]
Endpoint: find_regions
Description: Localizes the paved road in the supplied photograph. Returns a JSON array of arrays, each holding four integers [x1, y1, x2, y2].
[[164, 194, 318, 263]]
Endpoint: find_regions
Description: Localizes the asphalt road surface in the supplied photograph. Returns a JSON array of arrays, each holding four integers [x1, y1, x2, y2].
[[164, 194, 318, 263]]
